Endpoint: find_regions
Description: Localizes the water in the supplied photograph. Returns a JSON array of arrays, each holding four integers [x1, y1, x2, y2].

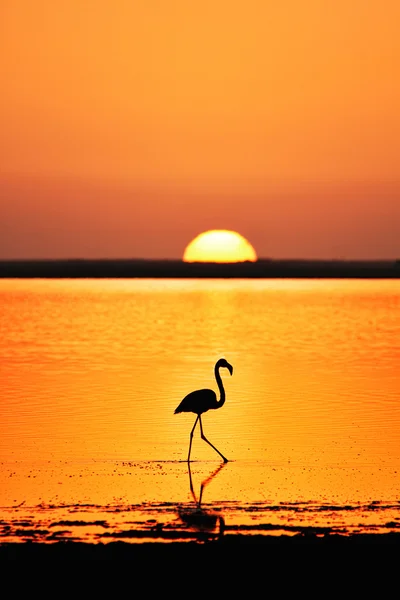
[[1, 278, 399, 542]]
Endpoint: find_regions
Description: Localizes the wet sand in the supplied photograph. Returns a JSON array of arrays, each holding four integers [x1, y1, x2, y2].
[[1, 459, 400, 556]]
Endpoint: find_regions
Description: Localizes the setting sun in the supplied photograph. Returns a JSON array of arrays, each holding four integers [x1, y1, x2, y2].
[[183, 230, 258, 263]]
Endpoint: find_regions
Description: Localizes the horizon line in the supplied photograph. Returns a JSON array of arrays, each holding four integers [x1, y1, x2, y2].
[[1, 257, 399, 263]]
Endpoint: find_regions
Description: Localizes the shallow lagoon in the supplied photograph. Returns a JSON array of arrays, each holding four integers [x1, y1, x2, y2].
[[1, 279, 399, 544]]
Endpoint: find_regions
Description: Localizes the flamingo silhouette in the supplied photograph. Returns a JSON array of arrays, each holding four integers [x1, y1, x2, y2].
[[174, 358, 233, 462]]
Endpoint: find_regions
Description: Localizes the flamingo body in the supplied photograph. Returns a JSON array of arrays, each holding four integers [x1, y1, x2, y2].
[[174, 389, 218, 415]]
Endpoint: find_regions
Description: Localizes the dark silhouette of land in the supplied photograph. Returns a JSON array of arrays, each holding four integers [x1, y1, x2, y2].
[[1, 532, 400, 561], [0, 258, 399, 278]]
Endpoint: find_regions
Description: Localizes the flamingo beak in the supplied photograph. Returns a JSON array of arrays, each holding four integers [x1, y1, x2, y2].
[[227, 364, 233, 376]]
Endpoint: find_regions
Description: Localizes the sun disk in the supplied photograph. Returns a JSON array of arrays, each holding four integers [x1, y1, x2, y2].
[[183, 230, 257, 263]]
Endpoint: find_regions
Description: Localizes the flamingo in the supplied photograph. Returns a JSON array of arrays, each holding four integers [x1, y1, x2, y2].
[[174, 358, 233, 462]]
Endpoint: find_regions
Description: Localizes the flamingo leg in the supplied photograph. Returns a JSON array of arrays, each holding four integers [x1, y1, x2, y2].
[[198, 415, 228, 463], [188, 415, 199, 462]]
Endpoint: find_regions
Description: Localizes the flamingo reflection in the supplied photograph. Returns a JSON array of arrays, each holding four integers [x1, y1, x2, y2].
[[178, 462, 226, 538]]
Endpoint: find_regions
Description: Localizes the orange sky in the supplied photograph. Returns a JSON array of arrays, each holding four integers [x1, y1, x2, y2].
[[1, 0, 399, 259]]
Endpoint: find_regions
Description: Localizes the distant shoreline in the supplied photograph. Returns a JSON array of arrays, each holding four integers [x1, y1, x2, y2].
[[0, 258, 399, 278]]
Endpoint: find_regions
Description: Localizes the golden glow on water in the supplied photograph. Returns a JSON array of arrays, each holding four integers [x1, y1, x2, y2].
[[0, 278, 399, 541], [1, 278, 399, 463]]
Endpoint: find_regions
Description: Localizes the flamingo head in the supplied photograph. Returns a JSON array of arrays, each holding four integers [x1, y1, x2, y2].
[[217, 358, 233, 376]]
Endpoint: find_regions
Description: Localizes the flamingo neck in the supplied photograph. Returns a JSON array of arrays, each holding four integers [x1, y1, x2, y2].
[[215, 365, 226, 408]]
